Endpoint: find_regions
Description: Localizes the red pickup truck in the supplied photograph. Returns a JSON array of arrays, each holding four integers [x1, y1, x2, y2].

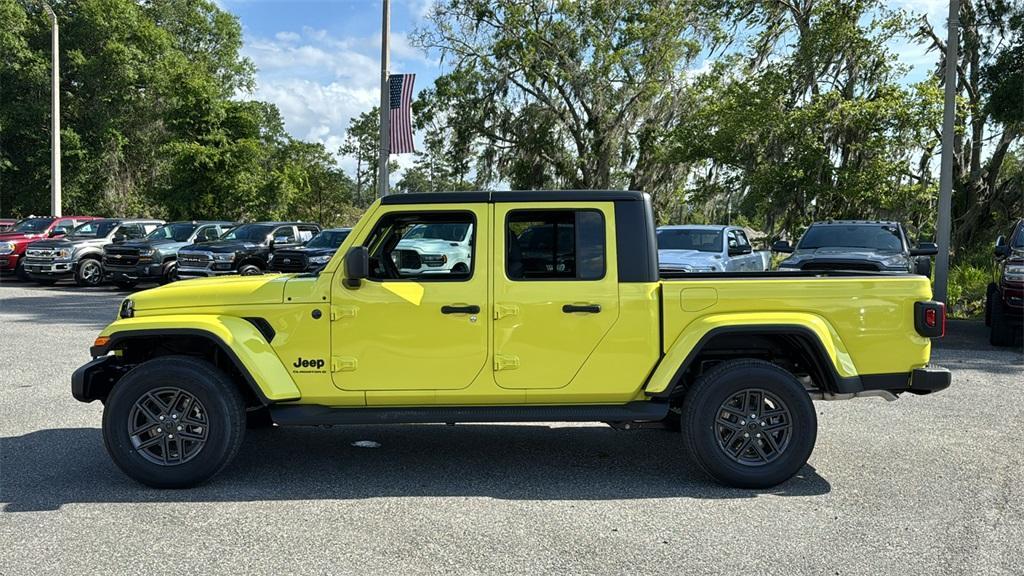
[[0, 216, 100, 280]]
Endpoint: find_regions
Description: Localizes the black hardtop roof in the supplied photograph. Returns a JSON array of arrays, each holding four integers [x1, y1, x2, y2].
[[380, 190, 647, 205], [810, 220, 900, 226], [238, 221, 320, 226], [164, 220, 236, 225]]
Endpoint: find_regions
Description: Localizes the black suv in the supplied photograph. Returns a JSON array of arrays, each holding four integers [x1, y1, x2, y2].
[[772, 221, 937, 274], [986, 218, 1023, 347], [269, 228, 351, 273], [103, 221, 235, 288], [23, 219, 164, 286], [176, 221, 321, 277]]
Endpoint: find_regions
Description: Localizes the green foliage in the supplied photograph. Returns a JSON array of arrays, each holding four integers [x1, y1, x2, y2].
[[947, 262, 994, 319], [0, 0, 354, 224]]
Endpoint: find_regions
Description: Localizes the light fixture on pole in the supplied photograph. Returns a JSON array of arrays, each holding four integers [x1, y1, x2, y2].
[[934, 0, 959, 303], [40, 1, 62, 217], [377, 0, 391, 198]]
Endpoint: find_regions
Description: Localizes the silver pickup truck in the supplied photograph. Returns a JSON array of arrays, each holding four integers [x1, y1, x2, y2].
[[657, 225, 767, 272]]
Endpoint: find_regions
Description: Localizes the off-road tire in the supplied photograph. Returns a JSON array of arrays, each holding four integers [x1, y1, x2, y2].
[[75, 258, 104, 287], [989, 295, 1016, 347], [102, 356, 247, 488], [238, 263, 262, 276], [681, 359, 817, 489]]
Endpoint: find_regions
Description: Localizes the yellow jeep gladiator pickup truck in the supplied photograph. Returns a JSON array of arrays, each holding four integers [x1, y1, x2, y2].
[[73, 191, 950, 489]]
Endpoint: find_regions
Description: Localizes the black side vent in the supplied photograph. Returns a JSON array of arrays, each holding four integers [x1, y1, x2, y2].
[[244, 317, 276, 343]]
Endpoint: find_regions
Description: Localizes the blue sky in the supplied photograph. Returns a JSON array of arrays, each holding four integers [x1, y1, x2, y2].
[[220, 0, 949, 175]]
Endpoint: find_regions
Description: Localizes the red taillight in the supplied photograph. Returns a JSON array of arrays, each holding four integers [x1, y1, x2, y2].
[[914, 301, 945, 338], [924, 308, 936, 328]]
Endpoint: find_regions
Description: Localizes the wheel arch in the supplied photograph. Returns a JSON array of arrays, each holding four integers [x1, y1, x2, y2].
[[81, 317, 301, 405], [645, 317, 860, 400]]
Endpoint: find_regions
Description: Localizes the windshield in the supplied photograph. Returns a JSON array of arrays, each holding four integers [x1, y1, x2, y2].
[[657, 229, 723, 252], [306, 230, 350, 249], [402, 223, 470, 242], [221, 224, 273, 242], [147, 223, 198, 242], [9, 217, 55, 234], [798, 224, 903, 252], [1013, 225, 1024, 248], [68, 220, 118, 239]]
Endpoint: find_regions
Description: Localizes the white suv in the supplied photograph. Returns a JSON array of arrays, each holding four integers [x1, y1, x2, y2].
[[393, 222, 473, 275]]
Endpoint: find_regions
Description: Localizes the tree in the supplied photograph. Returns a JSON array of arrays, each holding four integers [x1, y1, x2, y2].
[[917, 0, 1023, 252], [413, 0, 723, 211]]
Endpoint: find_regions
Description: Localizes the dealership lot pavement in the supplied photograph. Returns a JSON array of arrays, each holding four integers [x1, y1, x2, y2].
[[1, 280, 1022, 575]]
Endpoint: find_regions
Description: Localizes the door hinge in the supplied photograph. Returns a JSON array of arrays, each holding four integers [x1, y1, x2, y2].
[[331, 305, 358, 321], [494, 303, 519, 320], [494, 353, 520, 371], [331, 356, 358, 372]]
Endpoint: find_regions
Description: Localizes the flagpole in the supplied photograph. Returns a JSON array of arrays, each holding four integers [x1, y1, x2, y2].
[[377, 0, 391, 198]]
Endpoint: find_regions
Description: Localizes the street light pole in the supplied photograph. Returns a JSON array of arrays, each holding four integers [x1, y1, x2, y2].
[[934, 0, 959, 303], [377, 0, 391, 198], [41, 2, 62, 217]]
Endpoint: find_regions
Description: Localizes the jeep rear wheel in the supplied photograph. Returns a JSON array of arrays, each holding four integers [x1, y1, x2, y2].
[[102, 356, 246, 488], [681, 359, 816, 489], [75, 258, 103, 287]]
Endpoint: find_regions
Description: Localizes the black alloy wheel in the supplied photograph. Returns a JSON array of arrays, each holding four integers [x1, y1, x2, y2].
[[714, 388, 793, 466], [128, 387, 210, 466]]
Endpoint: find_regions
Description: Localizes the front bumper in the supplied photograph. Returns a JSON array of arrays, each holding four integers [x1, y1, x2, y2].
[[104, 263, 164, 283], [72, 355, 120, 403], [178, 266, 235, 277], [23, 260, 75, 277], [0, 253, 21, 271]]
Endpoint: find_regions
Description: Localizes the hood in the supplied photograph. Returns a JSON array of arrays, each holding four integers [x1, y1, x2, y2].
[[113, 238, 189, 252], [130, 274, 290, 311], [274, 246, 337, 257], [658, 249, 721, 269], [27, 237, 109, 249], [397, 238, 462, 252], [785, 247, 907, 264], [180, 240, 260, 254], [0, 231, 48, 243]]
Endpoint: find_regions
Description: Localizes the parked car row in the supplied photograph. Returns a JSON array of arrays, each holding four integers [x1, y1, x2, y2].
[[656, 220, 938, 275], [0, 215, 356, 288]]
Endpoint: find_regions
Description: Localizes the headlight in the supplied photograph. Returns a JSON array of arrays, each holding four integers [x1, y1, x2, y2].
[[0, 242, 14, 255], [308, 255, 331, 265], [119, 298, 134, 319], [138, 248, 155, 257], [55, 247, 73, 259], [213, 253, 235, 261], [1006, 265, 1024, 282]]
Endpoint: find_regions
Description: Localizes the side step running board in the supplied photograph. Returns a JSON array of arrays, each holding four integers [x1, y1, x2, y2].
[[269, 402, 670, 427]]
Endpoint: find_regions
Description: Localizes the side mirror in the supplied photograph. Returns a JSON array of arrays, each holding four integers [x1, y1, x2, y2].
[[910, 242, 938, 257], [995, 235, 1008, 258], [343, 246, 369, 288], [729, 245, 752, 256], [48, 229, 67, 238], [772, 240, 794, 253]]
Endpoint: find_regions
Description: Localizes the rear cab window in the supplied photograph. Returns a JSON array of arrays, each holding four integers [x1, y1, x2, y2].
[[505, 209, 606, 280]]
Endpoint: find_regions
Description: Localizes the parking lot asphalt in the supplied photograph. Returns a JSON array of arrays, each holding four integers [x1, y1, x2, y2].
[[1, 279, 1022, 576]]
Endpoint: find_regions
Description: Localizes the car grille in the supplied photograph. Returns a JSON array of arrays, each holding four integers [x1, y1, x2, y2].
[[271, 252, 308, 272], [420, 253, 447, 267], [393, 249, 422, 269], [178, 252, 212, 269], [104, 246, 140, 266], [801, 261, 882, 272], [25, 247, 59, 262]]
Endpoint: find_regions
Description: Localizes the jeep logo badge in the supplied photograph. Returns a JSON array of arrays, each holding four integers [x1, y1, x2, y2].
[[293, 357, 325, 370]]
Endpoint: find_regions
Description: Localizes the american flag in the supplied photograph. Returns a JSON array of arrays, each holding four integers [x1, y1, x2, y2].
[[388, 73, 415, 154]]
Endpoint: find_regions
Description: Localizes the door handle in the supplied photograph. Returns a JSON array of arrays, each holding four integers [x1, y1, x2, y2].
[[562, 304, 601, 314], [441, 304, 480, 315]]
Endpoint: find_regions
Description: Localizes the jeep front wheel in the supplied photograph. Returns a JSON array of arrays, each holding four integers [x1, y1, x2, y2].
[[681, 359, 817, 489], [102, 356, 246, 488]]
